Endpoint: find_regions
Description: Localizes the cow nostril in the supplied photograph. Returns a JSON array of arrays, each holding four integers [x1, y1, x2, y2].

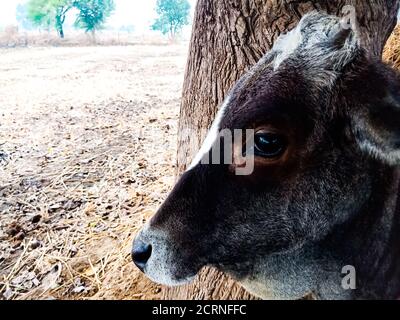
[[132, 239, 152, 272]]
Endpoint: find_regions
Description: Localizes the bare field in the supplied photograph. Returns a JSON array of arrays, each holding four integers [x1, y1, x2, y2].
[[0, 44, 188, 300]]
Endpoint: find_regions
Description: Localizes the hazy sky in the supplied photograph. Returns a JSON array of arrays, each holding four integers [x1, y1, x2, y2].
[[0, 0, 198, 32]]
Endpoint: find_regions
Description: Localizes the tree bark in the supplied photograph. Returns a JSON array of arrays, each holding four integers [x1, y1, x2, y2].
[[56, 17, 65, 39], [164, 0, 400, 300], [55, 6, 70, 39]]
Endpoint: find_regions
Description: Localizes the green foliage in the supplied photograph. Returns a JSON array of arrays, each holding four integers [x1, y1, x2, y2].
[[26, 0, 115, 38], [27, 0, 72, 37], [151, 0, 190, 37], [27, 0, 55, 30], [74, 0, 115, 34]]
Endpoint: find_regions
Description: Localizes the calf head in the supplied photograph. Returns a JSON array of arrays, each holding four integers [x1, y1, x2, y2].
[[132, 12, 400, 294]]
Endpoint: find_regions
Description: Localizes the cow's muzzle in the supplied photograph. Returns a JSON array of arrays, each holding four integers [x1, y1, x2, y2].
[[131, 224, 199, 286]]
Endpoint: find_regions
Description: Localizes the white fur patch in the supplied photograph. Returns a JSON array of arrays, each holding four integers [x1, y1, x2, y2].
[[273, 26, 303, 70], [359, 140, 400, 166], [187, 95, 231, 170]]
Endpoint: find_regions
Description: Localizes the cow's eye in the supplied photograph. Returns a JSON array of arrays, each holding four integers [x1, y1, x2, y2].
[[254, 133, 287, 158]]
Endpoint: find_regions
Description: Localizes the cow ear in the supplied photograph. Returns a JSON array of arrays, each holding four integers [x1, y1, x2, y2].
[[351, 88, 400, 165], [326, 20, 361, 71]]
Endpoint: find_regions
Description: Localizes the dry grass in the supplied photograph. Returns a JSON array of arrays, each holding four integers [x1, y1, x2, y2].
[[384, 24, 400, 70], [0, 27, 172, 48], [0, 44, 187, 300]]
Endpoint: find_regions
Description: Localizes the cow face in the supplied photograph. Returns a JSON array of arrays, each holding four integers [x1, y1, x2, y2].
[[132, 12, 400, 288]]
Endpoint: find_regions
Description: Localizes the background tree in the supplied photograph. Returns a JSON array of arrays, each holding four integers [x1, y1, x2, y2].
[[164, 0, 400, 300], [16, 3, 34, 31], [27, 0, 72, 38], [151, 0, 190, 39], [73, 0, 115, 38]]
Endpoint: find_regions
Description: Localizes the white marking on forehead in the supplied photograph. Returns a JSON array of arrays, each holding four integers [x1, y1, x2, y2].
[[187, 95, 231, 171], [273, 25, 302, 70], [186, 21, 303, 171]]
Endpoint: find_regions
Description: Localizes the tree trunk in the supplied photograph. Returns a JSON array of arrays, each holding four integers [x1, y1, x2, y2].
[[56, 16, 65, 39], [58, 27, 65, 39], [164, 0, 400, 300]]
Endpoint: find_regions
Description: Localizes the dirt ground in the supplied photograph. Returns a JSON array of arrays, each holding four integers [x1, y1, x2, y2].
[[0, 44, 188, 300]]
